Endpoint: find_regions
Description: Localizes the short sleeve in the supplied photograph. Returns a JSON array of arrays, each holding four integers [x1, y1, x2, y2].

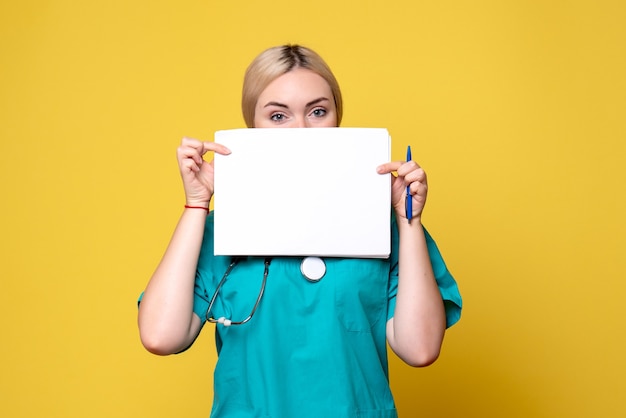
[[386, 215, 462, 328]]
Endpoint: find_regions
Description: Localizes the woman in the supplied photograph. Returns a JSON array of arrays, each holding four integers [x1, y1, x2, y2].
[[138, 44, 462, 417]]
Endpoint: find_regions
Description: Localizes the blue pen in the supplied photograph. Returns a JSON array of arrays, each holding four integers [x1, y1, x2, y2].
[[406, 145, 412, 223]]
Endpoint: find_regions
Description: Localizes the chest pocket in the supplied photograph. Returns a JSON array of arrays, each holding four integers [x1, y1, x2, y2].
[[329, 258, 390, 333]]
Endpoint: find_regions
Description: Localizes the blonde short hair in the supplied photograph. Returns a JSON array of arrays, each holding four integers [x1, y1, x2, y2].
[[241, 45, 343, 128]]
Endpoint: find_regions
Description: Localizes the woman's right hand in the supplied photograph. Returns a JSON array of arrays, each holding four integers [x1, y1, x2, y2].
[[176, 137, 231, 207]]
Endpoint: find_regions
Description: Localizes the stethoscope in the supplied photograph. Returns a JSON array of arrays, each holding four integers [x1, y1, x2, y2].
[[206, 256, 326, 327]]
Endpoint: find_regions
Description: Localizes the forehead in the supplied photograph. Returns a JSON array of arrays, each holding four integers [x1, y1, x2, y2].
[[257, 68, 333, 104]]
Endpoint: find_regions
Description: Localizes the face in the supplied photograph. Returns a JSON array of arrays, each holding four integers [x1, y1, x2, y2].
[[253, 68, 338, 128]]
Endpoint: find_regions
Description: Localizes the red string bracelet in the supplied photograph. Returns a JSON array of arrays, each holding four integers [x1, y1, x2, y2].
[[184, 205, 209, 212]]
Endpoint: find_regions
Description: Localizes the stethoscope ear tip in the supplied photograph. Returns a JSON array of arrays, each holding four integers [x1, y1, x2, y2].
[[208, 256, 326, 326], [215, 317, 232, 327]]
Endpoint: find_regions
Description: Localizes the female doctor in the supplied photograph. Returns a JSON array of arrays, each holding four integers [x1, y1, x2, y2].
[[138, 44, 462, 418]]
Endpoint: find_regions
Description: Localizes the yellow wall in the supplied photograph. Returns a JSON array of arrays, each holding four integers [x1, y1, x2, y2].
[[1, 1, 624, 417]]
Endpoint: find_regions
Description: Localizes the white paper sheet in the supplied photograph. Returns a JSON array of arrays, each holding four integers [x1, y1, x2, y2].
[[213, 128, 391, 258]]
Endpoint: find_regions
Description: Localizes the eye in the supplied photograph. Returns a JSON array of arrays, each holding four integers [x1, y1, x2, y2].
[[310, 107, 327, 118], [270, 113, 286, 122]]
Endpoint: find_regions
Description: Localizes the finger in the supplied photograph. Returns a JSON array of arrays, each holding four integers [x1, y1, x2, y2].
[[409, 181, 428, 197], [202, 142, 231, 156], [177, 144, 205, 166], [376, 161, 403, 174], [181, 136, 204, 149], [180, 137, 231, 159], [180, 156, 201, 173], [402, 166, 427, 186], [396, 160, 422, 178]]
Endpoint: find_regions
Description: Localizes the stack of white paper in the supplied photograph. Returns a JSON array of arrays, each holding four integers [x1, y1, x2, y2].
[[213, 128, 391, 258]]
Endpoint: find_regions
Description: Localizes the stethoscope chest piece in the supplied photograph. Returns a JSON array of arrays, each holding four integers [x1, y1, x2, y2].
[[300, 257, 326, 282]]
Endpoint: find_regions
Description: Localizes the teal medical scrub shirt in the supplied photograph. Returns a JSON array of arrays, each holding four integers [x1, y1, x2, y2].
[[190, 212, 462, 418]]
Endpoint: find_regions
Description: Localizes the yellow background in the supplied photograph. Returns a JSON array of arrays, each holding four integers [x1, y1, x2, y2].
[[1, 1, 624, 417]]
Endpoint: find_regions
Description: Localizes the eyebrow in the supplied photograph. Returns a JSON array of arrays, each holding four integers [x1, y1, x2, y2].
[[263, 97, 330, 109]]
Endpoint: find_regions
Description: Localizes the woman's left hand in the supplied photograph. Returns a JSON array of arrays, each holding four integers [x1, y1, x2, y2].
[[377, 160, 428, 221]]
